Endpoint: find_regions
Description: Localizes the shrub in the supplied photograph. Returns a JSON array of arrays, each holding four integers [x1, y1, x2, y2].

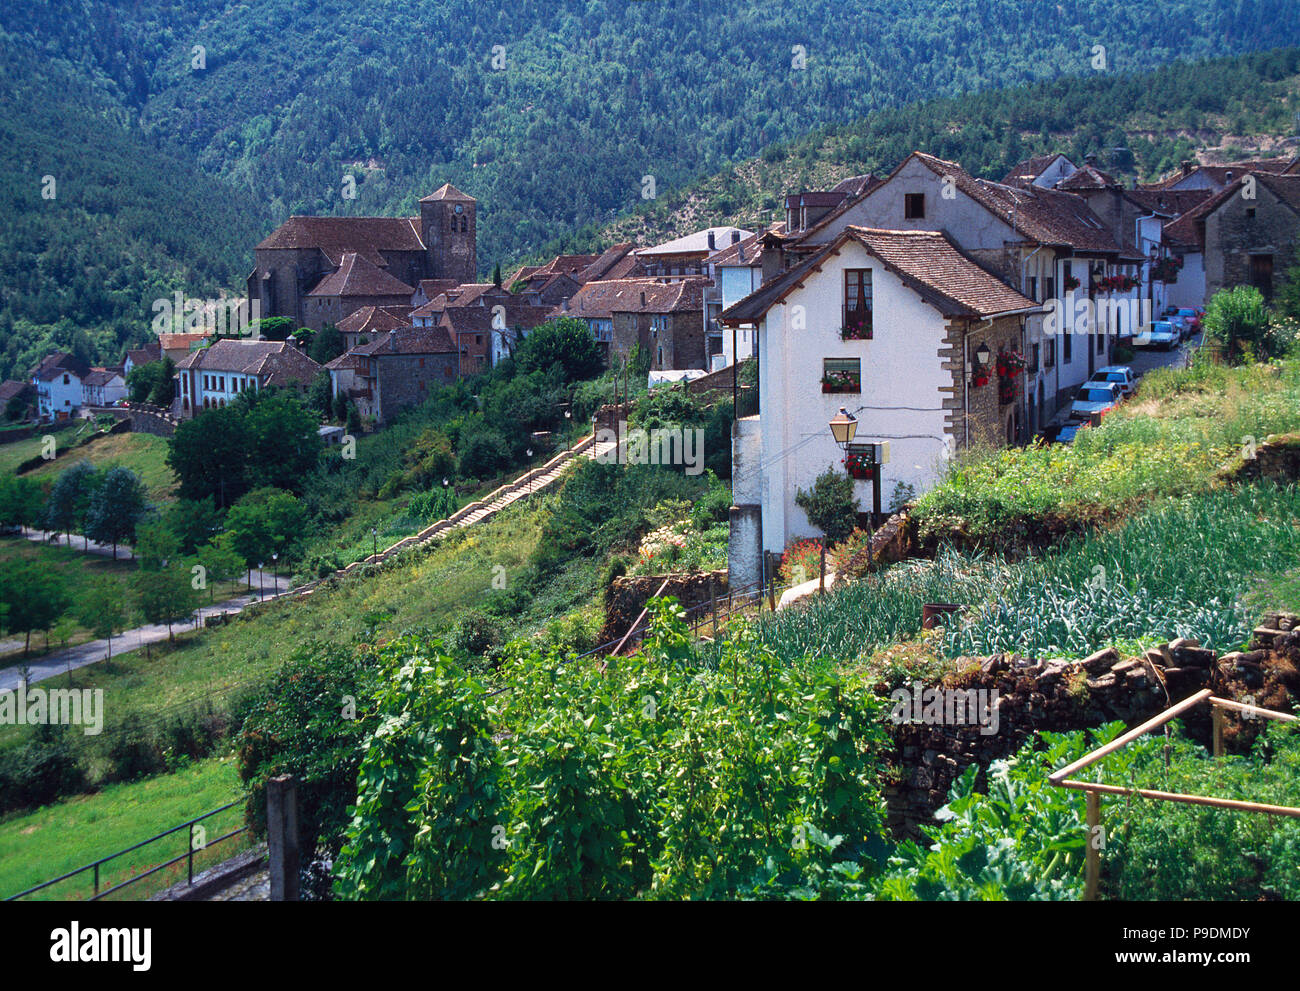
[[795, 466, 860, 544], [0, 725, 87, 814]]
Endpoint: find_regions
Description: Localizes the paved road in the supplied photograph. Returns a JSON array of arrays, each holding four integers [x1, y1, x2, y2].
[[1045, 332, 1199, 431]]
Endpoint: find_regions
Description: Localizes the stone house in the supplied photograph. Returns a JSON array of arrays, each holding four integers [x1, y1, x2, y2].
[[1187, 172, 1300, 304], [303, 253, 417, 328], [331, 326, 459, 423], [335, 305, 414, 351], [559, 277, 708, 370], [720, 226, 1041, 588], [248, 183, 477, 331]]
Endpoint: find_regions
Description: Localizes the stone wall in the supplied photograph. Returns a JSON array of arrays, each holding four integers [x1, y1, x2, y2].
[[940, 313, 1025, 452], [882, 623, 1300, 839], [599, 569, 729, 645]]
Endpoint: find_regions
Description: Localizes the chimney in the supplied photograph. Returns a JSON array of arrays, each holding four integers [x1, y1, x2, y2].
[[707, 230, 716, 250], [1085, 153, 1097, 166], [760, 232, 783, 283], [1181, 160, 1193, 177], [640, 291, 647, 307], [732, 230, 741, 244], [1225, 171, 1234, 182]]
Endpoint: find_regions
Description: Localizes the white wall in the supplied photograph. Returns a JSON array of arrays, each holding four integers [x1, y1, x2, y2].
[[1166, 252, 1206, 309], [754, 240, 951, 555], [719, 266, 761, 365]]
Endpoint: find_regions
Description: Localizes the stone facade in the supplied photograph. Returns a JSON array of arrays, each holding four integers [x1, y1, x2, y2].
[[610, 309, 705, 371], [371, 352, 459, 423], [1204, 181, 1300, 301], [939, 313, 1026, 451]]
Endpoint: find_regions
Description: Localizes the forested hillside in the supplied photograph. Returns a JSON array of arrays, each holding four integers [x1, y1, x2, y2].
[[3, 1, 1300, 380], [587, 47, 1300, 252]]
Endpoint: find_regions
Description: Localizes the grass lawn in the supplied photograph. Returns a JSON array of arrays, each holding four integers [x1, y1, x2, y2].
[[0, 756, 248, 901], [0, 421, 81, 476], [19, 432, 176, 503]]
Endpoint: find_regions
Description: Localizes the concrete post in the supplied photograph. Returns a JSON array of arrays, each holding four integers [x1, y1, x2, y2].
[[267, 774, 300, 902]]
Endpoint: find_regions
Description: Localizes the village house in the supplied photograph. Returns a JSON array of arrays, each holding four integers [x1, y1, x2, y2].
[[30, 353, 90, 421], [335, 305, 414, 351], [410, 281, 552, 371], [0, 380, 35, 420], [720, 226, 1042, 589], [326, 326, 458, 423], [121, 339, 161, 379], [706, 223, 786, 368], [248, 183, 477, 331], [783, 152, 1143, 431], [1145, 157, 1295, 193], [81, 369, 127, 407], [560, 277, 708, 370], [174, 339, 322, 417], [1164, 171, 1300, 305]]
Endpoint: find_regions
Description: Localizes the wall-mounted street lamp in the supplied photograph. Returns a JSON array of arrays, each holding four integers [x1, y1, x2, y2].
[[974, 342, 992, 370], [828, 407, 858, 448]]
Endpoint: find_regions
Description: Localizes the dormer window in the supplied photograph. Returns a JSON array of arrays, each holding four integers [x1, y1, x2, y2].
[[905, 193, 925, 219]]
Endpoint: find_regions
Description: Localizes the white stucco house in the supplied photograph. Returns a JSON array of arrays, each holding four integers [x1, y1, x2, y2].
[[30, 353, 90, 421], [81, 369, 127, 407], [720, 226, 1042, 589]]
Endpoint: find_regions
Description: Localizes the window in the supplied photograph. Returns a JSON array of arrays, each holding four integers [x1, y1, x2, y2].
[[1096, 332, 1104, 355], [1251, 254, 1274, 300], [1063, 331, 1073, 364], [904, 193, 925, 219], [418, 357, 425, 367], [475, 335, 482, 345], [1045, 339, 1056, 368], [1045, 276, 1055, 299], [843, 269, 873, 339], [822, 357, 861, 394], [656, 346, 663, 367], [1027, 276, 1038, 301], [62, 374, 69, 385], [1030, 343, 1040, 372], [1247, 208, 1257, 219]]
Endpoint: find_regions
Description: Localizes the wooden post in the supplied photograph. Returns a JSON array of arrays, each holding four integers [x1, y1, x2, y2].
[[1212, 704, 1224, 757], [1085, 790, 1100, 902], [819, 537, 827, 594], [709, 578, 718, 638], [267, 774, 300, 902]]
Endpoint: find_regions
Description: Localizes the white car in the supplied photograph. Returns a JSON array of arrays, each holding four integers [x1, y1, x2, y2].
[[1085, 365, 1136, 398], [1070, 381, 1123, 421], [1134, 320, 1179, 350]]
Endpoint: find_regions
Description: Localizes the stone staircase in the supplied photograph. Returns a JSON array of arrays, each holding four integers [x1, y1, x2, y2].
[[288, 432, 615, 600]]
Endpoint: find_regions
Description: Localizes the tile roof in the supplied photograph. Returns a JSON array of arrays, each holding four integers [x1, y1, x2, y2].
[[708, 223, 787, 267], [415, 278, 460, 300], [558, 277, 708, 320], [0, 380, 33, 402], [830, 174, 879, 197], [307, 253, 416, 298], [721, 227, 1040, 325], [256, 216, 424, 266], [1056, 165, 1119, 191], [1123, 188, 1213, 217], [1000, 153, 1070, 187], [1151, 159, 1292, 189], [336, 305, 413, 335], [31, 352, 91, 381], [159, 333, 213, 352], [124, 340, 161, 366], [1163, 172, 1300, 251], [173, 339, 322, 386], [352, 326, 457, 355], [82, 369, 123, 387], [419, 183, 475, 203], [907, 152, 1121, 253], [576, 243, 639, 283], [324, 352, 370, 372]]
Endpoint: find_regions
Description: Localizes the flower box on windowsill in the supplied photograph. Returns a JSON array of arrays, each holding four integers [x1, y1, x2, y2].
[[821, 373, 860, 394], [840, 323, 873, 341]]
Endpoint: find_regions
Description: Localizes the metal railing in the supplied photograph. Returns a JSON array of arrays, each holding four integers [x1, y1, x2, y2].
[[6, 801, 249, 902]]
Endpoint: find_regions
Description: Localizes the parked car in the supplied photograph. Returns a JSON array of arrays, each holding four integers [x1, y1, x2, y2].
[[1085, 365, 1136, 398], [1134, 320, 1179, 350], [1069, 381, 1123, 421], [1172, 308, 1202, 341]]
